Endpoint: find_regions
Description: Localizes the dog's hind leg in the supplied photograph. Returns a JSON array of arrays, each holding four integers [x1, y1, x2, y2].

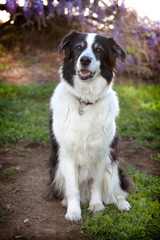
[[102, 162, 131, 211]]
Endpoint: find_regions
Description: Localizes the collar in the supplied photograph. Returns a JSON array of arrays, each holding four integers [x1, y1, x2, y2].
[[76, 97, 97, 105]]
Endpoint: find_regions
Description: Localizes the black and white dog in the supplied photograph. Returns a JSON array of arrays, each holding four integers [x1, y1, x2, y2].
[[44, 31, 131, 221]]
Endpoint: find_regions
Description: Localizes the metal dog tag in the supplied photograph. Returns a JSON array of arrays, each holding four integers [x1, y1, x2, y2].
[[79, 109, 83, 115]]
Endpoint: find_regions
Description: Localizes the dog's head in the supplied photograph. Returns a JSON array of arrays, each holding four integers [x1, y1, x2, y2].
[[59, 31, 126, 86]]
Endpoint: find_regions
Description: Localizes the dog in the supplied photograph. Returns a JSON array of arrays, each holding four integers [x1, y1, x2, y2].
[[43, 31, 131, 221]]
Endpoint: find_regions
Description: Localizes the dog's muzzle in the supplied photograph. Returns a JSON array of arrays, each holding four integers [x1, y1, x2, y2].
[[78, 56, 95, 80], [78, 69, 95, 80]]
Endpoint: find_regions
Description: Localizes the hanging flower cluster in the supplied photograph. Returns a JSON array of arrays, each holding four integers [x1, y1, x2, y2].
[[5, 0, 17, 14]]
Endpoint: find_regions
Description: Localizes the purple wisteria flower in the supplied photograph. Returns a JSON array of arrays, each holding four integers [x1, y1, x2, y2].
[[77, 9, 85, 23], [113, 24, 120, 40], [76, 0, 82, 11], [142, 25, 149, 32], [65, 1, 73, 22], [150, 52, 155, 62], [97, 7, 105, 22], [5, 0, 17, 14], [47, 0, 55, 18], [127, 54, 135, 66], [32, 0, 45, 19], [119, 0, 126, 14], [56, 0, 65, 16], [118, 62, 125, 74], [23, 0, 32, 20]]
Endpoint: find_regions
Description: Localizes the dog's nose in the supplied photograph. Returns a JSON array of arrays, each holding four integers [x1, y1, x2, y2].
[[80, 56, 92, 66]]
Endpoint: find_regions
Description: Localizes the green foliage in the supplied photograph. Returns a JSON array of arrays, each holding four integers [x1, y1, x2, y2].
[[43, 64, 53, 72], [115, 84, 160, 148], [0, 45, 6, 58], [0, 64, 7, 71], [126, 46, 136, 57], [0, 83, 55, 146], [82, 167, 160, 240], [18, 57, 37, 67], [151, 153, 160, 162], [1, 168, 18, 179]]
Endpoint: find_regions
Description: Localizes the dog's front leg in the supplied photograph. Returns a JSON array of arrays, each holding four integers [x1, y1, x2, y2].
[[61, 154, 81, 221], [88, 159, 106, 212]]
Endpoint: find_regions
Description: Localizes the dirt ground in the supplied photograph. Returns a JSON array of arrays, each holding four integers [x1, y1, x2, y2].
[[0, 50, 160, 240], [0, 50, 62, 85], [0, 139, 159, 240]]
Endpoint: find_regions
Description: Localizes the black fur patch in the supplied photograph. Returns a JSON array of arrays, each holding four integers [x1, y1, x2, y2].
[[110, 135, 118, 162], [110, 135, 132, 193], [118, 167, 132, 193], [94, 35, 126, 84], [43, 112, 63, 201], [61, 57, 76, 86]]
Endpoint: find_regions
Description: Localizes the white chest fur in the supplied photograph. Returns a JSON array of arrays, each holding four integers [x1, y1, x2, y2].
[[50, 81, 119, 167]]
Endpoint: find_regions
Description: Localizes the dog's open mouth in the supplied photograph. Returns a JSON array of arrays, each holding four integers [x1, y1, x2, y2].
[[78, 69, 95, 80]]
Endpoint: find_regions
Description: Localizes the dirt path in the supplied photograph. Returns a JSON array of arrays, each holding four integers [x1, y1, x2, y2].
[[0, 141, 84, 240], [0, 139, 159, 240], [0, 50, 62, 85]]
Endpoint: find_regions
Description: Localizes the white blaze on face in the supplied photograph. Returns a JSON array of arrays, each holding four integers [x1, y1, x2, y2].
[[76, 33, 101, 79]]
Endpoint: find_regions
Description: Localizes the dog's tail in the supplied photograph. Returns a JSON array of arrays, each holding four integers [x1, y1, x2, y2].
[[43, 180, 63, 201]]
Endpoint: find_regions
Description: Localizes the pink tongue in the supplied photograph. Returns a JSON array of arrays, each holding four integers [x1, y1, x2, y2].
[[80, 69, 90, 77]]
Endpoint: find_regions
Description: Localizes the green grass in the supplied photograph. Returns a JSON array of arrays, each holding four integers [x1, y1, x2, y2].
[[82, 166, 160, 240], [43, 64, 53, 72], [0, 168, 18, 180], [151, 153, 160, 162], [0, 83, 55, 146], [18, 57, 37, 67], [0, 83, 159, 147], [115, 84, 160, 148]]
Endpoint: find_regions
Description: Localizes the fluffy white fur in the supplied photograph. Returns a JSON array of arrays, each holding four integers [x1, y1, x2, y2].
[[49, 33, 131, 221], [50, 79, 130, 221]]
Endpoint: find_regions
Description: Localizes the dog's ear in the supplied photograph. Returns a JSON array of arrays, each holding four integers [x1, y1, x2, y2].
[[108, 38, 126, 62], [58, 30, 78, 56]]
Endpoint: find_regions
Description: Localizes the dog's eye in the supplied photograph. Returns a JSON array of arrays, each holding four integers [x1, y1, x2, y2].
[[76, 45, 82, 51], [96, 48, 103, 53]]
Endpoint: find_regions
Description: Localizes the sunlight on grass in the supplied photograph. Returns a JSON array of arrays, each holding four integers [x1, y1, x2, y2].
[[0, 83, 55, 146], [115, 84, 160, 148]]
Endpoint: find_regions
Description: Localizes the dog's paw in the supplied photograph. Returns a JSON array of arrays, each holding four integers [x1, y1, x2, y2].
[[117, 200, 131, 211], [88, 202, 105, 212], [65, 209, 82, 221]]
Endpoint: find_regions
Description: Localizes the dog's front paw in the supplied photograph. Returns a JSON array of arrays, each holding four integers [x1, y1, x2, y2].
[[65, 208, 82, 221], [117, 200, 131, 211], [88, 202, 105, 212]]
